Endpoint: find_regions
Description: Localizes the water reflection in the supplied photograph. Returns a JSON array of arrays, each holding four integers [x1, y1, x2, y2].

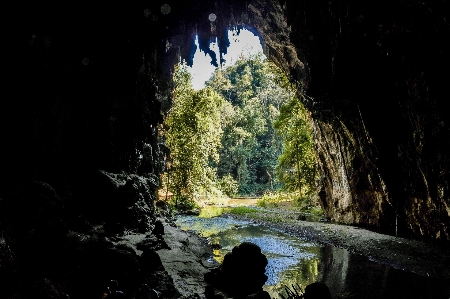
[[176, 214, 450, 299], [176, 215, 321, 297]]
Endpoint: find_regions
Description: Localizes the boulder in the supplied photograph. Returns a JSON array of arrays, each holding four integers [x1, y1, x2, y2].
[[204, 242, 268, 298], [140, 249, 164, 273]]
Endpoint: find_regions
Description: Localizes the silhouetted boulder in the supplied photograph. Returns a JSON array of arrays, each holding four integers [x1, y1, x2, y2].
[[204, 242, 268, 298], [304, 282, 332, 299], [152, 220, 165, 238], [140, 249, 164, 273]]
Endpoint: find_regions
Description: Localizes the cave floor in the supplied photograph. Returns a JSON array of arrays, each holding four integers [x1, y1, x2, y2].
[[156, 219, 219, 298]]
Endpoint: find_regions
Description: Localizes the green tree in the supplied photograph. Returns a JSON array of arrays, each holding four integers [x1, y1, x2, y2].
[[207, 54, 293, 195], [274, 95, 317, 198], [163, 62, 224, 203]]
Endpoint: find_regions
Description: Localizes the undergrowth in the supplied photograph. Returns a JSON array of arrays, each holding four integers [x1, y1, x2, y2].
[[257, 191, 324, 216], [168, 195, 200, 212], [228, 206, 259, 215]]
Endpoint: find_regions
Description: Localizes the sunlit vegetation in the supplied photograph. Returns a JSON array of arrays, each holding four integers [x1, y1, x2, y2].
[[198, 206, 230, 218], [161, 54, 320, 213], [257, 192, 324, 216], [228, 206, 259, 215], [257, 191, 300, 208], [207, 53, 288, 195], [160, 63, 224, 207]]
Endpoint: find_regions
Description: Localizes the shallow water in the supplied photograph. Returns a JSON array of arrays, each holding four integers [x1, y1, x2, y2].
[[176, 212, 450, 299]]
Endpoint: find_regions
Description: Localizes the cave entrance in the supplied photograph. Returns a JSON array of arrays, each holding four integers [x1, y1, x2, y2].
[[160, 25, 320, 215]]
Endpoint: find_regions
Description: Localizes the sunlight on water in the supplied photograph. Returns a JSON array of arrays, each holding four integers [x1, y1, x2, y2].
[[175, 214, 321, 298], [175, 210, 450, 299]]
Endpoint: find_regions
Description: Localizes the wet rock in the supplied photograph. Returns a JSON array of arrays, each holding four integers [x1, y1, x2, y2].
[[184, 209, 201, 216], [210, 243, 222, 250], [137, 235, 170, 251], [137, 236, 160, 250], [137, 284, 161, 299], [76, 170, 155, 233], [5, 181, 66, 239], [319, 217, 331, 222], [118, 179, 140, 207], [29, 277, 64, 299], [67, 215, 92, 234]]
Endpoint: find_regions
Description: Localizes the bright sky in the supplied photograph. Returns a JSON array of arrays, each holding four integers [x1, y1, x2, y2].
[[189, 28, 265, 90]]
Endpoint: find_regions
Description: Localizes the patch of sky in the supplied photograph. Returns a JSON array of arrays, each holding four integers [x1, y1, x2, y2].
[[189, 28, 265, 90]]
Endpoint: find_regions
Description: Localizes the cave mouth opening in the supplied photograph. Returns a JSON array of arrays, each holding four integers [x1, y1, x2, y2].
[[162, 24, 320, 213]]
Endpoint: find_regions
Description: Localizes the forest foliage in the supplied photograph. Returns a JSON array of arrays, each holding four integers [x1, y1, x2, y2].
[[161, 54, 318, 207]]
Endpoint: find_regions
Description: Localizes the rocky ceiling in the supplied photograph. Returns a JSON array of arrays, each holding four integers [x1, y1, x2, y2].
[[2, 0, 450, 242]]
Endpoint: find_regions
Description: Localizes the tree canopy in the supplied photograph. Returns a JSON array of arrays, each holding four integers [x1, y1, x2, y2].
[[162, 54, 318, 203], [162, 62, 224, 201], [207, 54, 295, 195]]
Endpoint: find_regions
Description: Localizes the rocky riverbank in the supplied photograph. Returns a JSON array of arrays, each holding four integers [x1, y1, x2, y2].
[[220, 207, 450, 283], [156, 218, 219, 298]]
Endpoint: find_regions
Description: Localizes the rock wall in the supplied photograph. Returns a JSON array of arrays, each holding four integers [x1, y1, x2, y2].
[[1, 3, 176, 297], [280, 0, 450, 240], [310, 108, 390, 228]]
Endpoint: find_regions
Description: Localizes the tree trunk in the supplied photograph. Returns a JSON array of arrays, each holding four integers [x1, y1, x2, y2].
[[266, 168, 273, 190], [296, 141, 302, 198]]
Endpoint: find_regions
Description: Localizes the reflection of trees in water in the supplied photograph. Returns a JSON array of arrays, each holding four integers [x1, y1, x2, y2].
[[265, 245, 351, 298], [264, 249, 320, 298], [176, 216, 449, 299], [317, 246, 449, 299], [317, 246, 350, 298]]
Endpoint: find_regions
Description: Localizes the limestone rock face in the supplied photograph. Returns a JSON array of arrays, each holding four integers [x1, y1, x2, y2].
[[311, 111, 389, 228], [279, 0, 450, 240]]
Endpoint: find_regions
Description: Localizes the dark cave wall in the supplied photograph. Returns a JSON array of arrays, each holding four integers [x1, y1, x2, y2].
[[281, 0, 450, 239], [2, 3, 170, 179], [1, 3, 176, 297]]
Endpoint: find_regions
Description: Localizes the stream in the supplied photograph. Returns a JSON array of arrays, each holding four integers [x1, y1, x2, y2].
[[175, 207, 449, 299]]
